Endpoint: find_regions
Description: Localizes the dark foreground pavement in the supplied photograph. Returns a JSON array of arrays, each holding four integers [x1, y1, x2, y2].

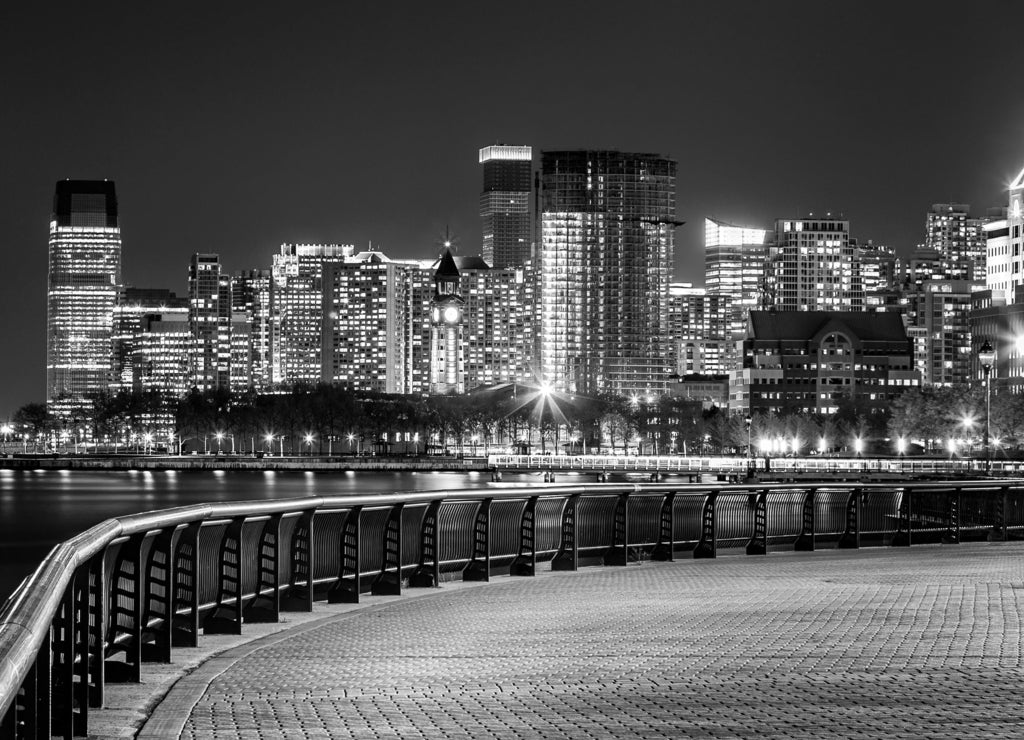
[[98, 544, 1024, 739]]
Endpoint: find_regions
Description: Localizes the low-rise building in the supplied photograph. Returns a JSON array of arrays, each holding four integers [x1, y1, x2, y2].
[[732, 311, 920, 416]]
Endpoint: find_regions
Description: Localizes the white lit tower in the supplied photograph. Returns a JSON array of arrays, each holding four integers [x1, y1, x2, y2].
[[704, 217, 767, 341], [46, 180, 123, 415], [539, 150, 678, 396], [429, 250, 465, 394]]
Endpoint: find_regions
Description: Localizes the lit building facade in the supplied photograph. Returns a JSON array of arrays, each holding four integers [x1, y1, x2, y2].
[[905, 280, 978, 387], [985, 212, 1011, 299], [322, 251, 409, 393], [480, 145, 532, 268], [667, 283, 731, 376], [969, 287, 1024, 394], [188, 253, 232, 391], [271, 243, 354, 386], [46, 180, 122, 412], [112, 287, 188, 393], [925, 203, 985, 282], [704, 217, 767, 339], [732, 311, 920, 415], [767, 217, 861, 311], [539, 150, 677, 396], [232, 269, 273, 391]]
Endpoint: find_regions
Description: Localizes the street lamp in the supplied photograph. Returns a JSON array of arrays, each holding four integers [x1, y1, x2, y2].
[[979, 339, 996, 474], [304, 432, 315, 455], [215, 431, 224, 453], [744, 416, 752, 459]]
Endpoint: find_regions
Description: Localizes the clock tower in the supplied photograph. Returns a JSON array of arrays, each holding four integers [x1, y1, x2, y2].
[[429, 249, 465, 394]]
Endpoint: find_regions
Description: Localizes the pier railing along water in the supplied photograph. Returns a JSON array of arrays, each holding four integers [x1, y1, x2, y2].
[[2, 478, 1023, 739]]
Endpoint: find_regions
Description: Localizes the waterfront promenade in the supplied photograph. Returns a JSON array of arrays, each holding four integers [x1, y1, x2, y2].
[[90, 543, 1024, 739]]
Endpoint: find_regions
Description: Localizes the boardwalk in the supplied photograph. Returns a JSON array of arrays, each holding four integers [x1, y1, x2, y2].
[[106, 544, 1024, 739]]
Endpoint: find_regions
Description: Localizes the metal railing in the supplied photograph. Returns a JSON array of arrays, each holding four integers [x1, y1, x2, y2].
[[488, 454, 1024, 476], [2, 479, 1024, 739]]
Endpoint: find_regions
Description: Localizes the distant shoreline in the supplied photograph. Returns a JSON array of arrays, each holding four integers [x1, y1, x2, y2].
[[0, 454, 492, 473]]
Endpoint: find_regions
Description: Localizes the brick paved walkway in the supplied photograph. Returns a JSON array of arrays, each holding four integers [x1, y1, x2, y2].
[[139, 544, 1024, 739]]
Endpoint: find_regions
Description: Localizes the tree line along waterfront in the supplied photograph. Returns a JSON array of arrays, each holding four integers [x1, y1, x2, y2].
[[5, 382, 1023, 458]]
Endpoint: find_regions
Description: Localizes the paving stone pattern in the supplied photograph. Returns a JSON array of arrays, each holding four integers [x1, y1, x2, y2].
[[175, 546, 1024, 739]]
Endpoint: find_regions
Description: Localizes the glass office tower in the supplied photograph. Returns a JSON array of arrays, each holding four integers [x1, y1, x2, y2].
[[46, 180, 122, 412], [539, 151, 678, 396]]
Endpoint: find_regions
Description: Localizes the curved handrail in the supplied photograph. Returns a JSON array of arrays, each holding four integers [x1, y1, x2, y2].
[[1, 477, 1021, 729]]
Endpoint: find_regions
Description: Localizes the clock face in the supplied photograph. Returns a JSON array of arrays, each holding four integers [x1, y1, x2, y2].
[[443, 306, 460, 324]]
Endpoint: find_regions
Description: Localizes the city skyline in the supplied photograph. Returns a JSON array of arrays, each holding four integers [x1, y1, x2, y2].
[[4, 1, 1024, 415]]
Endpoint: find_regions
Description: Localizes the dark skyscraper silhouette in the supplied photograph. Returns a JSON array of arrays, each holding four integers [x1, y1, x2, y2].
[[479, 145, 532, 268]]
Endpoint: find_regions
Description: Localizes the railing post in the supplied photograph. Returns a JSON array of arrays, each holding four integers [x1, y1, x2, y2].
[[35, 626, 53, 740], [837, 489, 861, 549], [54, 567, 88, 739], [793, 489, 816, 552], [329, 506, 362, 603], [693, 492, 717, 559], [409, 500, 441, 587], [551, 494, 579, 571], [746, 490, 767, 556], [105, 533, 145, 683], [989, 485, 1008, 542], [172, 523, 201, 647], [463, 498, 492, 582], [371, 504, 403, 595], [604, 493, 630, 566], [510, 496, 539, 576], [892, 488, 912, 547], [204, 517, 245, 634], [87, 551, 106, 709], [283, 510, 315, 611], [244, 514, 282, 623], [942, 488, 960, 544], [143, 526, 176, 665], [651, 492, 676, 561]]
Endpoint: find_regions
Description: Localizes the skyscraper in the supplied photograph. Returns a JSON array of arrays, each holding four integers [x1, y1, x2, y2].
[[924, 203, 986, 282], [704, 217, 767, 369], [232, 269, 273, 390], [271, 243, 353, 386], [188, 253, 232, 391], [46, 180, 122, 412], [539, 150, 678, 395], [480, 145, 532, 268], [767, 217, 860, 311]]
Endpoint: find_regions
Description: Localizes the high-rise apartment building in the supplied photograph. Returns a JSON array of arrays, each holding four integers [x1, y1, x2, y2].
[[704, 217, 767, 350], [480, 145, 532, 268], [46, 180, 122, 412], [985, 210, 1011, 299], [188, 253, 232, 391], [767, 217, 860, 312], [667, 283, 731, 376], [539, 150, 678, 395], [232, 269, 273, 390], [924, 203, 986, 282], [322, 251, 409, 393], [905, 280, 977, 387], [271, 243, 353, 386]]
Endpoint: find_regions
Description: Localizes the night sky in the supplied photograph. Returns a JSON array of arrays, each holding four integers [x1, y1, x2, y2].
[[2, 1, 1023, 418]]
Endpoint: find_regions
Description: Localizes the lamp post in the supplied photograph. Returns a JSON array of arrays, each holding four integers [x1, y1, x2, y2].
[[979, 339, 996, 474]]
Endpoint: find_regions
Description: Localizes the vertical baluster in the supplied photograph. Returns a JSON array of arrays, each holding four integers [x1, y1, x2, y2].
[[693, 492, 718, 559], [746, 490, 767, 555], [329, 506, 362, 603], [551, 495, 579, 571], [463, 499, 492, 581], [410, 501, 441, 587], [603, 494, 630, 566], [143, 527, 175, 664], [651, 492, 676, 562], [793, 489, 816, 552], [87, 551, 106, 709], [371, 504, 403, 595], [510, 497, 539, 576], [204, 518, 245, 635], [283, 510, 315, 610], [837, 489, 861, 549], [244, 514, 282, 623], [172, 523, 200, 648]]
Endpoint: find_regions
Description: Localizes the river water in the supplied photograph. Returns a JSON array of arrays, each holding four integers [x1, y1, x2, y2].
[[0, 468, 550, 604]]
